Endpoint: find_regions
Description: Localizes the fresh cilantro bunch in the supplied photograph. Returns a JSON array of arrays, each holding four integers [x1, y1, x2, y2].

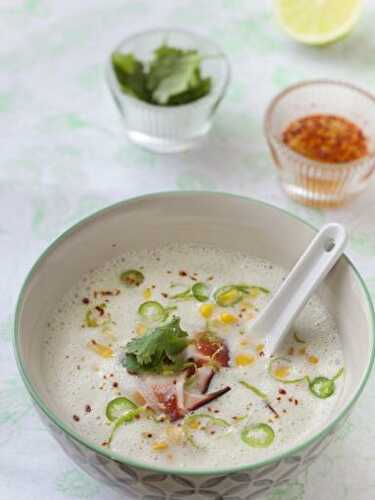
[[112, 44, 212, 106], [123, 317, 190, 374]]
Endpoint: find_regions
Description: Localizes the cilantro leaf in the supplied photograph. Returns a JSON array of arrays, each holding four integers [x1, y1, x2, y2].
[[123, 317, 189, 374], [111, 44, 211, 106], [111, 52, 150, 102], [147, 46, 206, 105]]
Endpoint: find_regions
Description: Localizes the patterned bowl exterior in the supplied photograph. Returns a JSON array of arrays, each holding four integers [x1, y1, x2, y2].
[[37, 406, 348, 500]]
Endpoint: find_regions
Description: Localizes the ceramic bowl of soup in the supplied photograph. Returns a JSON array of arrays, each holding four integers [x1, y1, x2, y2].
[[14, 192, 374, 499]]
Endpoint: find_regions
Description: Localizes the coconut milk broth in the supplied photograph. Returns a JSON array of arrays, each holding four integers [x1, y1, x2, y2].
[[41, 244, 343, 469]]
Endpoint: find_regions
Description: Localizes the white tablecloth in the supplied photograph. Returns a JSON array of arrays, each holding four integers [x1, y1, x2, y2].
[[1, 1, 375, 499]]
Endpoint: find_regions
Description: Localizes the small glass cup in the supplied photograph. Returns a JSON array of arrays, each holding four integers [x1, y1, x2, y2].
[[264, 80, 375, 207], [107, 28, 230, 153]]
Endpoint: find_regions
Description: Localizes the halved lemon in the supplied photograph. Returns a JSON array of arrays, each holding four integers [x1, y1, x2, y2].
[[274, 0, 363, 45]]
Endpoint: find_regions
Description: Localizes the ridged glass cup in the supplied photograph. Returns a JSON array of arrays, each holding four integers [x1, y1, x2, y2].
[[107, 29, 230, 153], [264, 80, 375, 207]]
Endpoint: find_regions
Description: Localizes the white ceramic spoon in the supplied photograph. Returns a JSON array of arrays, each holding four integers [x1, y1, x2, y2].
[[249, 223, 348, 357]]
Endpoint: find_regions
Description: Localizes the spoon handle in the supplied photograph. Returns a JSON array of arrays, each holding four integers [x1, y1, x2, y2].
[[250, 223, 347, 356]]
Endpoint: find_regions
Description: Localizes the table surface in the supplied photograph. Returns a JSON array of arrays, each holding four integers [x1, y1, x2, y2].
[[1, 1, 375, 499]]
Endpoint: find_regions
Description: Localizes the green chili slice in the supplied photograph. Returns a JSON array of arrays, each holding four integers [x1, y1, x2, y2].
[[84, 303, 108, 328], [138, 301, 167, 323], [214, 284, 269, 307], [214, 286, 243, 307], [241, 423, 275, 448], [120, 269, 144, 287], [106, 397, 137, 422], [293, 331, 306, 344], [236, 285, 270, 297], [108, 408, 142, 445], [309, 367, 344, 399], [182, 413, 230, 447], [170, 284, 192, 300], [332, 367, 344, 381], [192, 282, 209, 302], [240, 380, 269, 401], [268, 357, 308, 384], [309, 377, 335, 399]]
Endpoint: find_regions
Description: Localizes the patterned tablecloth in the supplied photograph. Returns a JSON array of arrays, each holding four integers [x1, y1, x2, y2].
[[1, 1, 375, 499]]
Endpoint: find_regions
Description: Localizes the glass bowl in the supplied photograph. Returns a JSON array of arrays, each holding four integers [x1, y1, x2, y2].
[[107, 28, 230, 153], [264, 80, 375, 207]]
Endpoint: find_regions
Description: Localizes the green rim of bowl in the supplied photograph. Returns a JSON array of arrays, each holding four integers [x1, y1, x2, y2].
[[13, 191, 375, 476]]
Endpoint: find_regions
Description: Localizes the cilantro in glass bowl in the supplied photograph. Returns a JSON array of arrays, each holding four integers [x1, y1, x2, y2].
[[107, 29, 230, 153]]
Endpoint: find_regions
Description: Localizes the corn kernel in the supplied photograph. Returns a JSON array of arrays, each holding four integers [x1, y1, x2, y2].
[[152, 441, 169, 451], [143, 287, 152, 300], [274, 366, 290, 379], [132, 391, 147, 406], [187, 419, 200, 430], [87, 340, 113, 358], [200, 303, 214, 319], [308, 355, 319, 365], [219, 289, 239, 306], [219, 312, 237, 324], [235, 353, 255, 366], [136, 323, 146, 336]]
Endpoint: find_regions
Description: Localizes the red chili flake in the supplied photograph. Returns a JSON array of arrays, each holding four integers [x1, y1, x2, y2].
[[161, 292, 168, 298], [95, 305, 105, 316], [82, 298, 90, 304], [147, 433, 153, 438], [112, 382, 119, 388], [179, 270, 188, 277], [73, 415, 80, 422], [210, 431, 216, 435], [294, 399, 299, 406], [283, 114, 368, 164], [259, 351, 265, 357], [289, 397, 293, 403], [214, 409, 220, 414], [101, 441, 109, 446], [266, 403, 280, 418], [85, 405, 92, 413], [279, 388, 287, 395], [100, 289, 120, 296]]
